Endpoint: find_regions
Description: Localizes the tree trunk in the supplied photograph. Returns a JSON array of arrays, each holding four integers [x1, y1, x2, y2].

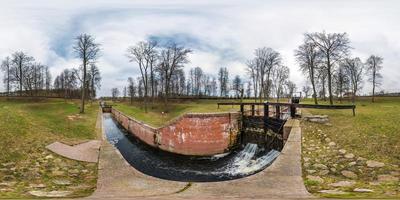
[[372, 70, 376, 103], [80, 58, 86, 114], [310, 69, 318, 105], [19, 61, 23, 96], [327, 57, 333, 105]]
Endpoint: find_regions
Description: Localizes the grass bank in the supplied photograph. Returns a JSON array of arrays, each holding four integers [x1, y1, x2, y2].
[[0, 98, 99, 198], [301, 97, 400, 198]]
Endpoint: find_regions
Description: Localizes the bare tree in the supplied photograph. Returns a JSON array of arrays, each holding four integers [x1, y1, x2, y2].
[[247, 47, 281, 102], [73, 34, 100, 113], [333, 65, 349, 103], [11, 51, 34, 96], [302, 85, 311, 98], [295, 39, 321, 104], [1, 57, 12, 95], [158, 42, 191, 110], [342, 57, 364, 103], [272, 66, 289, 102], [306, 31, 350, 105], [218, 67, 229, 97], [127, 40, 158, 112], [246, 59, 259, 101], [88, 64, 101, 101], [366, 55, 383, 102], [286, 81, 296, 98], [44, 66, 52, 93], [245, 81, 252, 98], [127, 77, 136, 104], [232, 75, 243, 98], [111, 88, 120, 101]]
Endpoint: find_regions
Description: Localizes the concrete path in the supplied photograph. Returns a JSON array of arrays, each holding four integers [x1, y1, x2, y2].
[[85, 114, 313, 199], [46, 140, 101, 163]]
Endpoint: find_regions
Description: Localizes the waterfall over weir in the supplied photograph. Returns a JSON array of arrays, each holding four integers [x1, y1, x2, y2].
[[103, 113, 280, 182]]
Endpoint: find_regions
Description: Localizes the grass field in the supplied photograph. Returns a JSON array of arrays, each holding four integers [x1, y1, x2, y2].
[[0, 98, 99, 198], [301, 97, 400, 198]]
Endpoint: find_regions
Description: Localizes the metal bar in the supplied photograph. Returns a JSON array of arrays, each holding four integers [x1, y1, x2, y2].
[[217, 102, 355, 110], [275, 105, 280, 119], [290, 104, 296, 118]]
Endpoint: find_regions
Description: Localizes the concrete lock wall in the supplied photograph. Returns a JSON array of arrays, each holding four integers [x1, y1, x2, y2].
[[111, 108, 239, 156]]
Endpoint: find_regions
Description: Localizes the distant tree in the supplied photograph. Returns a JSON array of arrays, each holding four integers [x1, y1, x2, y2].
[[333, 65, 349, 102], [73, 34, 100, 113], [366, 55, 383, 102], [286, 81, 296, 98], [54, 68, 78, 99], [343, 57, 364, 103], [248, 47, 281, 102], [11, 51, 34, 96], [111, 88, 120, 101], [158, 42, 191, 111], [123, 86, 127, 100], [210, 77, 217, 96], [302, 85, 311, 98], [232, 75, 243, 98], [218, 67, 229, 97], [246, 81, 252, 98], [1, 56, 12, 95], [306, 31, 350, 105], [272, 66, 289, 102], [127, 77, 136, 104], [317, 65, 328, 101], [87, 64, 101, 100], [44, 66, 52, 93], [295, 39, 321, 104], [193, 67, 203, 96], [246, 59, 259, 101], [126, 40, 158, 112]]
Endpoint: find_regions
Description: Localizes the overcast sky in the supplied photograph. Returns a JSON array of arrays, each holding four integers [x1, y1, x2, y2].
[[0, 0, 399, 96]]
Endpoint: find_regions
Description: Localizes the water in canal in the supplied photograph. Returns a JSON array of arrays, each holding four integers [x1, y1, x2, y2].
[[103, 113, 280, 182]]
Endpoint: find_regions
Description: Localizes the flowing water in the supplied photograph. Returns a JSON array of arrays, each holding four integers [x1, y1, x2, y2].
[[103, 113, 280, 182]]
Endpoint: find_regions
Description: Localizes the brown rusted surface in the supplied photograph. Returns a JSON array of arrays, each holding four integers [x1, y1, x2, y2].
[[111, 108, 239, 156], [158, 113, 239, 156]]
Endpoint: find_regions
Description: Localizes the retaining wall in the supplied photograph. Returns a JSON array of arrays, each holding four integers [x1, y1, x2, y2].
[[111, 108, 239, 156]]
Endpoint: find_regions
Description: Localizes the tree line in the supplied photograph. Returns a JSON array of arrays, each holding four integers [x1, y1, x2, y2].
[[1, 31, 384, 113], [1, 34, 102, 113], [295, 31, 383, 104]]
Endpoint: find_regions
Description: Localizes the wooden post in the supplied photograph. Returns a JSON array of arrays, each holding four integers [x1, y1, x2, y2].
[[290, 104, 296, 118], [251, 104, 255, 116], [352, 107, 355, 116], [275, 105, 280, 119], [264, 103, 269, 132], [240, 104, 244, 145]]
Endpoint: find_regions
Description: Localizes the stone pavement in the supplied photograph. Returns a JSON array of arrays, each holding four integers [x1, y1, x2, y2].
[[83, 115, 313, 200], [46, 140, 101, 163]]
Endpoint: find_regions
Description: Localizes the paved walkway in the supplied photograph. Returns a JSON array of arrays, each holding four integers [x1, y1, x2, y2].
[[85, 113, 313, 199], [46, 140, 101, 163]]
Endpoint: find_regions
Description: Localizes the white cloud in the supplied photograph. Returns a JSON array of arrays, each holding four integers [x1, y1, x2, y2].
[[0, 0, 399, 96]]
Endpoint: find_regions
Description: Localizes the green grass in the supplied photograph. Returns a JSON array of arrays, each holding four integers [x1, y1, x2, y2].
[[113, 99, 243, 127], [301, 97, 400, 198], [0, 98, 99, 198]]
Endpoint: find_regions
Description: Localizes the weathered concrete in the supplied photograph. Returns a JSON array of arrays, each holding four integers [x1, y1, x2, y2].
[[111, 108, 239, 156], [85, 112, 313, 199], [46, 140, 101, 163]]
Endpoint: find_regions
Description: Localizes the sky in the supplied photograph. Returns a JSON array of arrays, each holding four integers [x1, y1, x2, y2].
[[0, 0, 399, 97]]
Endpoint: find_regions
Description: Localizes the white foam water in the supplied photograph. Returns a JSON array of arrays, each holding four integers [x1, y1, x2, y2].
[[223, 143, 279, 176], [158, 143, 279, 177]]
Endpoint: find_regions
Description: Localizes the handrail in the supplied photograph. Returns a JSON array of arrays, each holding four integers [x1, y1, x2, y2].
[[218, 102, 356, 116]]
